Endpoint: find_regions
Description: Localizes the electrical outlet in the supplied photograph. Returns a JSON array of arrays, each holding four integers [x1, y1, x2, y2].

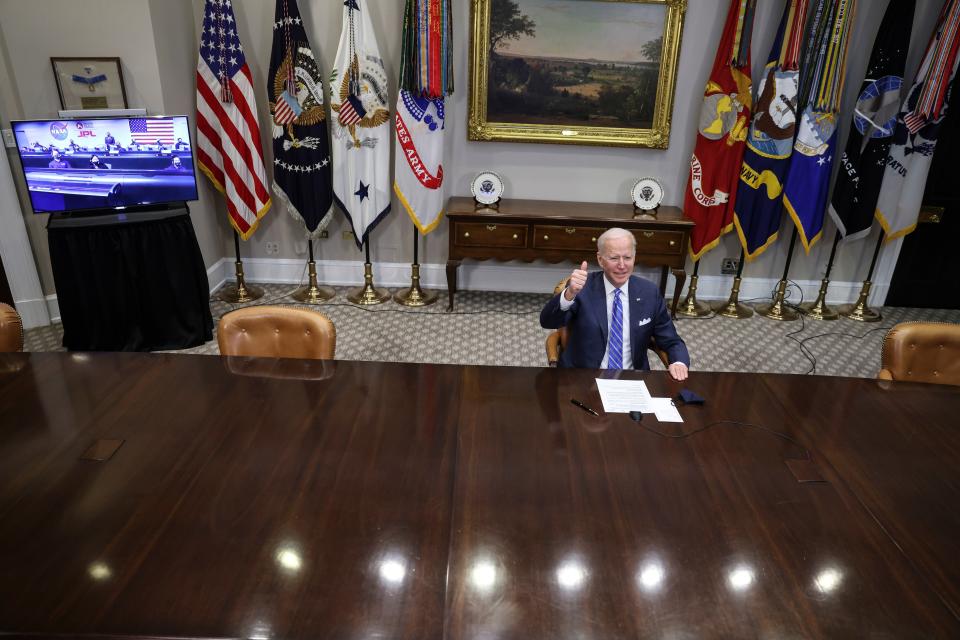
[[1, 129, 14, 148], [265, 241, 280, 255], [319, 229, 329, 239], [721, 257, 739, 275]]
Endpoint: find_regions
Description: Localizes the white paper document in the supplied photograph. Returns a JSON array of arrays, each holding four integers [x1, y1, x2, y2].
[[595, 378, 653, 413], [650, 397, 683, 422]]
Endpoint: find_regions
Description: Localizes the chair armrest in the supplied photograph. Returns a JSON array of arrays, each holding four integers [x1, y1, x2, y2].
[[877, 368, 894, 381], [546, 331, 561, 367]]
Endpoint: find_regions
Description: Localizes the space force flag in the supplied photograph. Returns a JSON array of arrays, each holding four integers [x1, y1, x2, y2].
[[684, 0, 756, 261], [195, 0, 271, 240], [875, 0, 960, 242], [331, 0, 392, 249], [782, 0, 857, 253], [268, 0, 334, 237], [828, 0, 915, 242], [734, 0, 811, 260]]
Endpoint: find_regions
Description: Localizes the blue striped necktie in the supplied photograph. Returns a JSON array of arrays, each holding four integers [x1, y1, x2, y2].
[[608, 288, 623, 369]]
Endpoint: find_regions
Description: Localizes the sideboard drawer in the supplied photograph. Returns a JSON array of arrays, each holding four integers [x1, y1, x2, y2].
[[533, 225, 601, 251], [633, 230, 683, 255], [453, 222, 527, 248]]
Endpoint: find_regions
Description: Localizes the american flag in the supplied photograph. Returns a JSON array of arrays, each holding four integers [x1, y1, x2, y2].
[[273, 90, 302, 126], [195, 0, 271, 240], [128, 118, 175, 145]]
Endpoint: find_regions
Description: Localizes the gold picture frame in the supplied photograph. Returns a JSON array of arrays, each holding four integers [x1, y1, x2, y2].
[[469, 0, 686, 148]]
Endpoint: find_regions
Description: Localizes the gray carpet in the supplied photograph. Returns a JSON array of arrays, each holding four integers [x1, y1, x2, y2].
[[22, 283, 960, 378]]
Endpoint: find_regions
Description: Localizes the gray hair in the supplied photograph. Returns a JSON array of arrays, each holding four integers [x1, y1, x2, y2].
[[597, 227, 636, 254]]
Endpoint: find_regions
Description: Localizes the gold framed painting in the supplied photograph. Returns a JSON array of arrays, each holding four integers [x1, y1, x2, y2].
[[469, 0, 686, 148]]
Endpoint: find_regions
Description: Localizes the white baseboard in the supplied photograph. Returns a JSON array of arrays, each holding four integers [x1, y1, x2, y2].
[[686, 274, 883, 307]]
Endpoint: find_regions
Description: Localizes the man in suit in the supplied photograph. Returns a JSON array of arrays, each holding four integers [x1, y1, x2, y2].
[[540, 227, 689, 380]]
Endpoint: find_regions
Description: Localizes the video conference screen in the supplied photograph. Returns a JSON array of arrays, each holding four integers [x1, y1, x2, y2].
[[13, 116, 199, 214]]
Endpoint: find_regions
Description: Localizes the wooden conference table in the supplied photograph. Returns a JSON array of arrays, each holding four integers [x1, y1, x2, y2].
[[1, 352, 958, 638]]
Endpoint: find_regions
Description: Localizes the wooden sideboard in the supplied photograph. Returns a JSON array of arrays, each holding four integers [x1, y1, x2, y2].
[[445, 196, 693, 314]]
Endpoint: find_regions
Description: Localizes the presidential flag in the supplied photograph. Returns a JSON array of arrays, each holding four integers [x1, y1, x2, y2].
[[828, 0, 915, 242], [195, 0, 271, 240], [684, 0, 756, 261], [331, 0, 391, 249], [875, 0, 960, 241], [782, 0, 857, 253], [733, 0, 810, 260], [268, 0, 333, 237]]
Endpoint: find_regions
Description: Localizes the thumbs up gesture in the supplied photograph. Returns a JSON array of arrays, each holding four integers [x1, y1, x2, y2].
[[564, 261, 589, 301]]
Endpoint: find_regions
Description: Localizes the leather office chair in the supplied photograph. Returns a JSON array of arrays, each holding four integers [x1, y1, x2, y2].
[[877, 321, 960, 386], [0, 303, 24, 353], [545, 278, 669, 368], [217, 306, 336, 360]]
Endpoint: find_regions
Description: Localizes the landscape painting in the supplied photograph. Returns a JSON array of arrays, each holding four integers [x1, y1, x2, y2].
[[469, 0, 686, 148]]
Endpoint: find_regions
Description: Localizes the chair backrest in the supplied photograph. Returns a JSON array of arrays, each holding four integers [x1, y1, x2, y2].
[[217, 306, 336, 360], [879, 321, 960, 386], [0, 303, 24, 353]]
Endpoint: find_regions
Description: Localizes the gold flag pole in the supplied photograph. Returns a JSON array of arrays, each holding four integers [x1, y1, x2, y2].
[[712, 248, 753, 319], [347, 240, 390, 305], [800, 229, 840, 320], [394, 224, 438, 306], [676, 260, 711, 317], [756, 229, 799, 321], [218, 230, 263, 303], [839, 228, 884, 322], [292, 239, 335, 304]]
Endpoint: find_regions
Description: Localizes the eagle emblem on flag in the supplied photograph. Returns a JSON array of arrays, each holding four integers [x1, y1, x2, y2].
[[331, 56, 390, 149]]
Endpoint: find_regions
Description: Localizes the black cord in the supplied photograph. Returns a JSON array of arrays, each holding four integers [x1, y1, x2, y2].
[[637, 418, 812, 460]]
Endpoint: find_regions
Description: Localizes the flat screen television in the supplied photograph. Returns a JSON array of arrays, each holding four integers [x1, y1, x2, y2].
[[12, 115, 199, 214]]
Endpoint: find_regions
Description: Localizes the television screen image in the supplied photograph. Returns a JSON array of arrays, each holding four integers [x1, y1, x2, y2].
[[13, 116, 199, 214]]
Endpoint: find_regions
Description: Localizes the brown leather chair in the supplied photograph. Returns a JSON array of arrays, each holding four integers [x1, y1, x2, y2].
[[545, 278, 668, 368], [217, 306, 336, 360], [0, 303, 24, 353], [877, 321, 960, 386]]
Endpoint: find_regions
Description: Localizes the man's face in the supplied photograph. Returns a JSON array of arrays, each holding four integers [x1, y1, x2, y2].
[[173, 158, 181, 167], [52, 151, 60, 160], [597, 235, 636, 288]]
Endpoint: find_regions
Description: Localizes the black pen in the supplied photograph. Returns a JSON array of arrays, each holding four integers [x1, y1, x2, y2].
[[570, 398, 600, 417]]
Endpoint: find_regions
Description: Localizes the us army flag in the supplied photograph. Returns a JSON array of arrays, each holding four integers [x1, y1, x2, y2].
[[734, 0, 811, 260], [268, 0, 333, 236], [828, 0, 915, 242], [684, 0, 756, 261], [875, 0, 960, 241], [394, 91, 445, 233], [331, 0, 391, 249]]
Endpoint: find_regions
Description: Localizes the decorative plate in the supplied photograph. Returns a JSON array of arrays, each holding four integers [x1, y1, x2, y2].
[[631, 177, 664, 211], [471, 171, 504, 205]]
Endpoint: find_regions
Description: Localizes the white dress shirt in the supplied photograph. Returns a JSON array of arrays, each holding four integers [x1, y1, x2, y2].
[[559, 276, 632, 369]]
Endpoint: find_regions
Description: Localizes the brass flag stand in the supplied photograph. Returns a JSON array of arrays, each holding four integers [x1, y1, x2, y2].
[[292, 239, 335, 304], [712, 248, 753, 319], [756, 229, 799, 321], [394, 224, 438, 307], [676, 260, 711, 317], [799, 229, 840, 320], [839, 229, 884, 322], [348, 241, 390, 305], [218, 231, 263, 303]]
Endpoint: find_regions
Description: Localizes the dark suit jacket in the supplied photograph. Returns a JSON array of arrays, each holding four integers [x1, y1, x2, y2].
[[540, 271, 690, 370]]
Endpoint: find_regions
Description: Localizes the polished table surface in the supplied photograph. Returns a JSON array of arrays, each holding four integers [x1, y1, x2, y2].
[[1, 352, 959, 639]]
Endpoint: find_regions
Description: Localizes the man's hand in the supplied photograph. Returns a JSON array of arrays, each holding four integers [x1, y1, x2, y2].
[[668, 362, 688, 381], [564, 261, 589, 301]]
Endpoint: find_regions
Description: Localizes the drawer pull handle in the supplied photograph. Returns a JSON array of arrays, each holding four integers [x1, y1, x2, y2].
[[669, 240, 676, 247], [543, 235, 550, 240], [565, 227, 576, 234], [464, 232, 470, 238], [591, 237, 597, 242], [486, 224, 497, 231], [512, 233, 518, 239], [642, 231, 654, 238]]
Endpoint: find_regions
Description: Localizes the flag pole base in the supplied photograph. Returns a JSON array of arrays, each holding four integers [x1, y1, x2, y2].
[[712, 276, 753, 319], [394, 263, 438, 307], [799, 278, 838, 320], [756, 279, 799, 321], [292, 260, 335, 304], [347, 262, 390, 306], [839, 280, 882, 322], [218, 260, 263, 303], [675, 274, 712, 317]]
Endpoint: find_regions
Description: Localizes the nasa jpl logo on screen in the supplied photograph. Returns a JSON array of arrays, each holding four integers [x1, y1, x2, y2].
[[49, 122, 69, 141]]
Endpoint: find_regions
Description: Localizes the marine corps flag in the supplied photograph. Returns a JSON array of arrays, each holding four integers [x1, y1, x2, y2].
[[828, 0, 915, 242], [684, 0, 757, 261], [734, 0, 811, 260], [268, 0, 333, 237], [782, 0, 857, 253], [875, 0, 960, 241], [331, 0, 391, 249]]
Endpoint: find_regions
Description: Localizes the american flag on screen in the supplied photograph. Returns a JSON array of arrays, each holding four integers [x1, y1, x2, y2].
[[195, 0, 271, 240], [128, 118, 176, 145]]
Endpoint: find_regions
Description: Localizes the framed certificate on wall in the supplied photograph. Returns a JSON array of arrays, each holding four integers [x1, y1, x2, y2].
[[51, 57, 128, 110]]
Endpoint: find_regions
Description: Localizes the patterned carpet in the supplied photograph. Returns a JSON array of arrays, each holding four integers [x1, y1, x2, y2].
[[22, 282, 960, 378]]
